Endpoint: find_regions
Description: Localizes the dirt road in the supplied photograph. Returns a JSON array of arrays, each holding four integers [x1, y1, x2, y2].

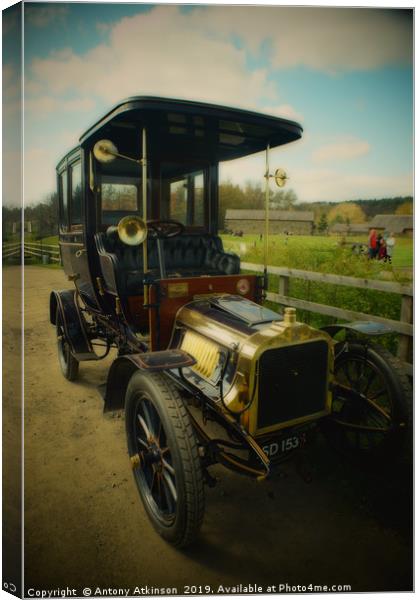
[[14, 266, 412, 593]]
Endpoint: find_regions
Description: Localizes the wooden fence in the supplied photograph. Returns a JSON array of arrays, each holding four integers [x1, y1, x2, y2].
[[242, 262, 413, 369], [2, 244, 413, 369], [2, 241, 61, 263]]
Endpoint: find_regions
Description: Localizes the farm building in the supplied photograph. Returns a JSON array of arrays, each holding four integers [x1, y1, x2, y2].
[[369, 214, 413, 236], [330, 223, 371, 235], [225, 209, 315, 234]]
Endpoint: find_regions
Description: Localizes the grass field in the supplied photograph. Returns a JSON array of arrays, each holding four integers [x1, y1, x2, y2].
[[221, 233, 413, 353], [221, 233, 413, 275]]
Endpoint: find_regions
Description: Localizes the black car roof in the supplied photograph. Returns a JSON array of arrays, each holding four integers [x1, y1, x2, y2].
[[78, 96, 303, 162]]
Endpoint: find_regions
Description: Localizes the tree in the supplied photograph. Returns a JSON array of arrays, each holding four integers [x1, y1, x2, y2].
[[270, 188, 298, 210], [395, 201, 413, 215], [328, 202, 366, 224], [317, 213, 328, 233]]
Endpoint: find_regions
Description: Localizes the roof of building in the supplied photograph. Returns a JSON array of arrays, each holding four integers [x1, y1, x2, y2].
[[369, 214, 413, 233], [330, 223, 370, 233], [225, 209, 314, 222]]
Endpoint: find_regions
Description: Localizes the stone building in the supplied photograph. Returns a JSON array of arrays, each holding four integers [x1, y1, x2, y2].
[[225, 209, 315, 234]]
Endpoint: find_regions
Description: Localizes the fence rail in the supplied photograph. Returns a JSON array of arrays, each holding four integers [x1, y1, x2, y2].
[[242, 261, 413, 369], [2, 241, 61, 263]]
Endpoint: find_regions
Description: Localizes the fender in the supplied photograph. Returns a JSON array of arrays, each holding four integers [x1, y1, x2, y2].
[[50, 289, 97, 361], [321, 320, 394, 339], [103, 350, 196, 412]]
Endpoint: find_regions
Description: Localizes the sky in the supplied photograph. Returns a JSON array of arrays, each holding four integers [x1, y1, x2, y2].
[[2, 2, 414, 206]]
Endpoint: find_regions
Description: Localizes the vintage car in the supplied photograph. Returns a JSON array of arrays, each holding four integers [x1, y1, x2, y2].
[[51, 97, 411, 548]]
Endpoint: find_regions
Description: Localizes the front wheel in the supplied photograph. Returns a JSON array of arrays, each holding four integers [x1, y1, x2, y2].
[[324, 342, 412, 463], [125, 371, 204, 547]]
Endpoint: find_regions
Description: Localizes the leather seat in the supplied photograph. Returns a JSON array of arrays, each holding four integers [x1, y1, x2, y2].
[[95, 229, 240, 296]]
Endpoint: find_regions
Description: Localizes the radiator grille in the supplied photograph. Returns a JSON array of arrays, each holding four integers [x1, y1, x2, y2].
[[257, 340, 329, 429]]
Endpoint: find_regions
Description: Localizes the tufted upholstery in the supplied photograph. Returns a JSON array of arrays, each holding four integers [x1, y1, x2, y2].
[[96, 229, 240, 295]]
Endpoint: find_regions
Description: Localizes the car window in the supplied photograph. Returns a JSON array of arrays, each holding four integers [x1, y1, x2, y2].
[[101, 182, 140, 225], [166, 168, 205, 227], [59, 171, 68, 231], [70, 161, 82, 225]]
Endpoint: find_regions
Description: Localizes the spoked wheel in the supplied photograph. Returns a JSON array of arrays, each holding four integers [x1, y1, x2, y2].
[[324, 343, 411, 462], [56, 308, 79, 381], [125, 371, 204, 547]]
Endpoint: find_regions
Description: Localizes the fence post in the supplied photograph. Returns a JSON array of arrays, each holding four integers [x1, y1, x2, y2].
[[278, 275, 289, 298], [397, 295, 413, 363]]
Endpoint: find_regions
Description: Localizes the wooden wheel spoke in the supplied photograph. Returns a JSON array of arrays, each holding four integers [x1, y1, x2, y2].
[[162, 458, 175, 476], [137, 436, 149, 449], [138, 414, 152, 439], [162, 470, 178, 503], [365, 397, 391, 422]]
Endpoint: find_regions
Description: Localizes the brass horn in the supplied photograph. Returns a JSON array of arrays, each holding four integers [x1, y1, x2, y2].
[[117, 216, 148, 246]]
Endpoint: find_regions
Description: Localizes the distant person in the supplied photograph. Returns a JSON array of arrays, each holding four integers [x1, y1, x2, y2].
[[376, 233, 383, 258], [368, 228, 377, 259], [378, 237, 387, 261], [385, 232, 396, 263]]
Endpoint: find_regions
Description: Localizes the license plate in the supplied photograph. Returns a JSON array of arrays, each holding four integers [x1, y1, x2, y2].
[[262, 432, 306, 458]]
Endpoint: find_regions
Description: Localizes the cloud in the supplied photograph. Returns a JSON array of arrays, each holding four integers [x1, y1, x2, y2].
[[203, 7, 412, 72], [25, 5, 68, 28], [27, 7, 412, 112], [290, 167, 413, 202], [28, 7, 276, 110], [3, 151, 22, 208], [312, 137, 370, 163], [24, 147, 60, 205], [25, 96, 96, 116]]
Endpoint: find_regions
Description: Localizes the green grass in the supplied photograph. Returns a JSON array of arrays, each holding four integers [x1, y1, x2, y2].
[[221, 233, 413, 355], [221, 233, 413, 278], [37, 235, 59, 245]]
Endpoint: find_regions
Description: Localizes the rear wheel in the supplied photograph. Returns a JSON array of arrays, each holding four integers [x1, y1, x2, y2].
[[324, 342, 411, 462], [56, 308, 79, 381], [125, 371, 204, 547]]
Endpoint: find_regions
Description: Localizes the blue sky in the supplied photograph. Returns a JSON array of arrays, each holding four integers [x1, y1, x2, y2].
[[2, 3, 413, 205]]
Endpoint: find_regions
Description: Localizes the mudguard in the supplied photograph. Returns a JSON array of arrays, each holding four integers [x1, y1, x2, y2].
[[321, 320, 394, 338], [50, 289, 97, 361], [103, 350, 196, 412]]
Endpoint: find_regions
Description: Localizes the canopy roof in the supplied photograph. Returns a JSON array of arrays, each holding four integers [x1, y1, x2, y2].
[[79, 96, 303, 162]]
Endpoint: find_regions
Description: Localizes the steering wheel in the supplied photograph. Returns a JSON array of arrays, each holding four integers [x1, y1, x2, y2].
[[147, 219, 185, 239]]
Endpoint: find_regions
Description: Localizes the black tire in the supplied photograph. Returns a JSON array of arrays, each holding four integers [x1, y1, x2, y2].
[[324, 342, 412, 463], [56, 308, 79, 381], [125, 371, 204, 547]]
